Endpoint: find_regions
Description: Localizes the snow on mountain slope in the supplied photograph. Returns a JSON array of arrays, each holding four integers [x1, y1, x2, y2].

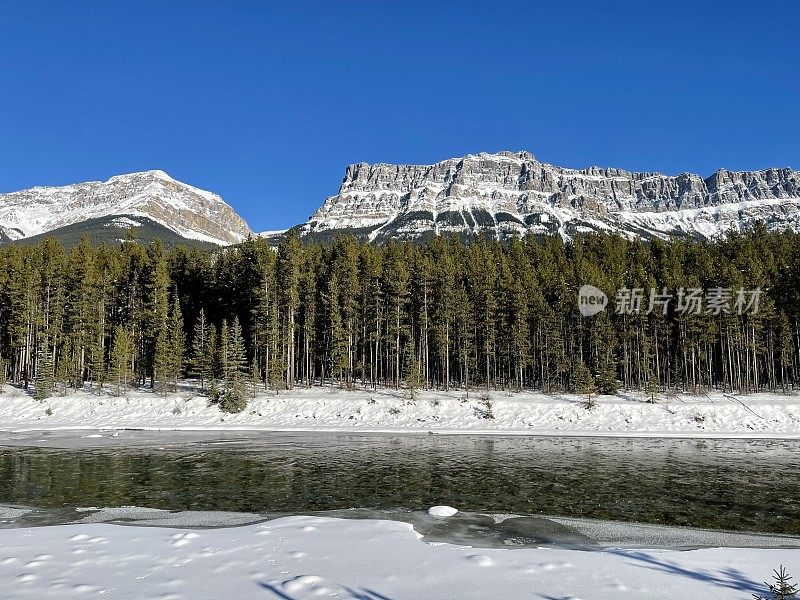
[[300, 151, 800, 241], [0, 170, 252, 245]]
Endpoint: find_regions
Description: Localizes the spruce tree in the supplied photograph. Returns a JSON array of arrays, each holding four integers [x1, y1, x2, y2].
[[754, 565, 798, 600], [596, 365, 620, 395]]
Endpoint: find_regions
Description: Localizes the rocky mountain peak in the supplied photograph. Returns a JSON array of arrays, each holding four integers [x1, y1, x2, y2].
[[0, 171, 252, 245], [301, 151, 800, 242]]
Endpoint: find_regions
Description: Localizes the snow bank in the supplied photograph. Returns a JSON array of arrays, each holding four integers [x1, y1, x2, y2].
[[1, 384, 800, 438], [0, 516, 797, 599]]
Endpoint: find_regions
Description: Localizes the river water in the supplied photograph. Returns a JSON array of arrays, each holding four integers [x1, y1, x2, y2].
[[1, 432, 798, 547]]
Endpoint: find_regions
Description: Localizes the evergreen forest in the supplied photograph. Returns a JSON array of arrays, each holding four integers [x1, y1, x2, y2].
[[1, 225, 798, 411]]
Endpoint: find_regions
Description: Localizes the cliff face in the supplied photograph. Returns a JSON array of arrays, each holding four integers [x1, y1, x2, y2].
[[302, 151, 800, 241], [0, 170, 252, 245]]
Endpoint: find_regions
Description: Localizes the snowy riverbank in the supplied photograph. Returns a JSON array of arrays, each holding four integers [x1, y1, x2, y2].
[[1, 384, 800, 438], [1, 515, 798, 599]]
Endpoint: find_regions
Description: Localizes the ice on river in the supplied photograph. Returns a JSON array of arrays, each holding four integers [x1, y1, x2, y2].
[[1, 515, 799, 599]]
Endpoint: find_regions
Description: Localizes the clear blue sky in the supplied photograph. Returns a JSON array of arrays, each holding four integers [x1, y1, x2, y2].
[[1, 1, 798, 231]]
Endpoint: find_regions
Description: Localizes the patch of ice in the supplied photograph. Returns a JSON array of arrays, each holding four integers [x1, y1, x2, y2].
[[428, 506, 459, 517]]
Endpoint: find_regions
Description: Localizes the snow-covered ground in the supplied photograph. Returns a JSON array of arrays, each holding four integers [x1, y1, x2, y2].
[[1, 384, 799, 437], [0, 514, 797, 599]]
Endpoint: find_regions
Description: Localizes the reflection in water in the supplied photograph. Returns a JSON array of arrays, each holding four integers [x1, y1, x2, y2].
[[0, 434, 799, 534]]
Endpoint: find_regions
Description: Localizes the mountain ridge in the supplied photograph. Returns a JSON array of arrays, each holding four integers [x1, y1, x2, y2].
[[299, 151, 800, 242], [3, 153, 800, 247]]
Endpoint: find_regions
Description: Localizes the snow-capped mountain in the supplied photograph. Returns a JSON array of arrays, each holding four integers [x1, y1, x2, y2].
[[300, 151, 800, 241], [0, 170, 252, 245], [6, 155, 799, 248]]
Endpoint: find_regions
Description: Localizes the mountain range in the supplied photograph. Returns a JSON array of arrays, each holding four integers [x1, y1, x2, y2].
[[2, 152, 799, 246]]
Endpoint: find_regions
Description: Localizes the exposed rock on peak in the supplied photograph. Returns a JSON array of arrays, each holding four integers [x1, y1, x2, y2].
[[0, 171, 252, 245], [300, 151, 800, 242]]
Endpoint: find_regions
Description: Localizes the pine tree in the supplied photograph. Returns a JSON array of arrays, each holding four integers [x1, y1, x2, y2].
[[277, 230, 302, 389], [591, 313, 619, 394], [403, 334, 423, 399], [0, 357, 6, 393], [324, 272, 347, 386], [503, 240, 533, 391], [467, 239, 498, 391], [382, 242, 410, 389], [89, 323, 106, 393], [644, 344, 660, 403], [250, 361, 261, 399], [167, 295, 185, 392], [190, 308, 210, 391], [776, 312, 794, 392], [299, 245, 321, 387], [572, 358, 597, 409], [267, 345, 284, 393], [153, 327, 169, 395], [109, 326, 133, 396], [144, 240, 170, 388], [56, 336, 73, 396], [430, 238, 455, 390], [61, 236, 98, 390], [645, 368, 660, 403], [34, 337, 54, 401], [205, 325, 218, 391], [206, 321, 226, 403], [218, 320, 229, 382], [208, 377, 221, 404], [220, 316, 248, 413]]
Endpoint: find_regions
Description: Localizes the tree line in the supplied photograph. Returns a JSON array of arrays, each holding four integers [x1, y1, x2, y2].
[[0, 225, 798, 411]]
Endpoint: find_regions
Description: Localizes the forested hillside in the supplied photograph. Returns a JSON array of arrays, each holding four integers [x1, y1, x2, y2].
[[0, 226, 798, 411]]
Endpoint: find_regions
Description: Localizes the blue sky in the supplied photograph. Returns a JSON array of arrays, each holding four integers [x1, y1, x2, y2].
[[1, 1, 798, 231]]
